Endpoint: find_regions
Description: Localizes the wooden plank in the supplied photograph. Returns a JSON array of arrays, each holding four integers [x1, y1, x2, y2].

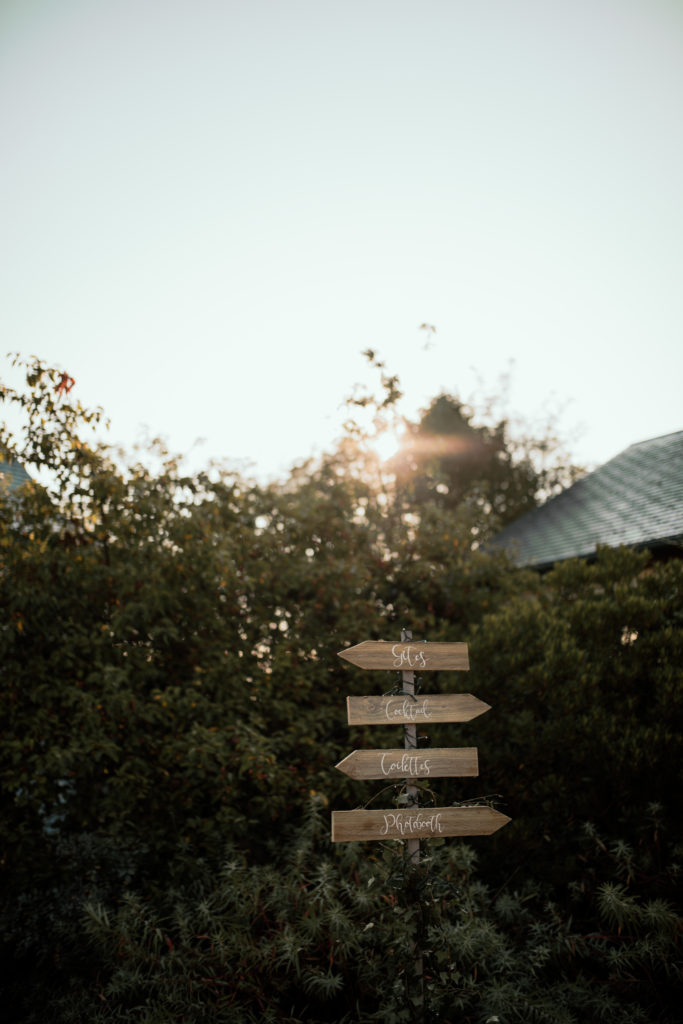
[[346, 693, 490, 726], [335, 747, 479, 780], [338, 641, 469, 672], [331, 806, 511, 842]]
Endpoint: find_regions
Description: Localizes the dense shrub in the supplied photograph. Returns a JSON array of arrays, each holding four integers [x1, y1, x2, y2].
[[1, 357, 681, 1021], [13, 799, 680, 1024]]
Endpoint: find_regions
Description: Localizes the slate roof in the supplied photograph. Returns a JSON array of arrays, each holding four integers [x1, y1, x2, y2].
[[0, 458, 32, 492], [489, 430, 683, 570]]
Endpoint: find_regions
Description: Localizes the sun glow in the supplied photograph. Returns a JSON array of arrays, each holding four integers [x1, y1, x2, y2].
[[370, 428, 401, 466]]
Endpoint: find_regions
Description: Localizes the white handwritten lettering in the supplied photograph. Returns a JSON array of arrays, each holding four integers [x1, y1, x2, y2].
[[380, 812, 444, 836], [380, 752, 432, 777], [384, 698, 432, 723], [391, 644, 428, 670]]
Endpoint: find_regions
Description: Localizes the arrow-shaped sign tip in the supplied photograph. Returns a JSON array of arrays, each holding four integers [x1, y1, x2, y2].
[[334, 753, 354, 777], [493, 811, 512, 833], [478, 698, 492, 717]]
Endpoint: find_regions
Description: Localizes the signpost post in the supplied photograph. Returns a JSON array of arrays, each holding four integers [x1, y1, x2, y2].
[[400, 629, 421, 866]]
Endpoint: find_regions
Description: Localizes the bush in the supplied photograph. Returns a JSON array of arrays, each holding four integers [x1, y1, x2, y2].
[[2, 357, 681, 1021]]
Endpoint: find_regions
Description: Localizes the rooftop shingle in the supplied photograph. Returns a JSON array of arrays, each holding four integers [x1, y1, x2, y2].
[[0, 458, 32, 492], [488, 430, 683, 569]]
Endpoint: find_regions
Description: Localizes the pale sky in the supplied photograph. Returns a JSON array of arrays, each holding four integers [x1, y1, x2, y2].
[[2, 0, 682, 481]]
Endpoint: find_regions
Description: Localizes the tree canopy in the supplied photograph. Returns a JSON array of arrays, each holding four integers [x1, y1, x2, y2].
[[1, 354, 681, 1023], [391, 392, 579, 533]]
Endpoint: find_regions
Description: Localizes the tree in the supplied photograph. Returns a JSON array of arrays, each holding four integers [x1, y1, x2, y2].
[[1, 355, 680, 1022], [391, 393, 580, 535], [468, 546, 683, 883]]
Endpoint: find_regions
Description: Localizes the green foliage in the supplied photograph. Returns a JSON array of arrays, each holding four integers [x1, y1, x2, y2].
[[1, 355, 681, 1022], [467, 547, 683, 886], [1, 353, 105, 502], [23, 799, 682, 1023]]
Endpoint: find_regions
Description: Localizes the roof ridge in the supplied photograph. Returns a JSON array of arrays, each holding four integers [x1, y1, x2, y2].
[[489, 430, 683, 568], [626, 429, 683, 451]]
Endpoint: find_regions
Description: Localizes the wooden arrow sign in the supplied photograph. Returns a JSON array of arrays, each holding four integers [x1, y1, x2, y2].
[[335, 747, 479, 780], [331, 805, 511, 843], [347, 693, 490, 726], [338, 641, 469, 672]]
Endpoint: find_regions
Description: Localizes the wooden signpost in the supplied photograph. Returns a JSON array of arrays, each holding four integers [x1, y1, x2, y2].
[[332, 805, 510, 842], [333, 632, 509, 1013], [332, 633, 509, 847], [346, 693, 490, 725], [338, 640, 469, 671], [335, 747, 479, 780]]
